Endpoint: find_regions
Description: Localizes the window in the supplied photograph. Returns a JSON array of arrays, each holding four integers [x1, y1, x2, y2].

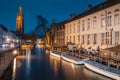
[[101, 18, 105, 28], [114, 14, 119, 25], [107, 16, 112, 26], [93, 20, 97, 28], [114, 9, 119, 25], [77, 22, 80, 32], [82, 35, 84, 44], [93, 34, 97, 44], [87, 34, 90, 44], [77, 35, 80, 42], [115, 31, 119, 45], [67, 26, 69, 34], [73, 36, 75, 43], [73, 24, 76, 33], [101, 33, 104, 45], [70, 25, 72, 33], [105, 32, 110, 45], [70, 36, 71, 42], [67, 36, 68, 42], [107, 12, 112, 26], [87, 22, 90, 30], [82, 23, 85, 31]]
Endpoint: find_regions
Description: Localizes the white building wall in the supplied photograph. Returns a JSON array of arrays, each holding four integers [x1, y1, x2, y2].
[[65, 3, 120, 50]]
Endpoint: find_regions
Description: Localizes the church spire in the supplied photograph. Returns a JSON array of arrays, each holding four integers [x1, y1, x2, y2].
[[19, 4, 22, 16], [16, 4, 24, 34]]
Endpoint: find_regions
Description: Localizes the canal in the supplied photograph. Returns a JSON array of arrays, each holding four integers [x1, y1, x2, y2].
[[2, 47, 112, 80]]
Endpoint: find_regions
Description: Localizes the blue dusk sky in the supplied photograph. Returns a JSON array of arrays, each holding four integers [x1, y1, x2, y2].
[[0, 0, 106, 34]]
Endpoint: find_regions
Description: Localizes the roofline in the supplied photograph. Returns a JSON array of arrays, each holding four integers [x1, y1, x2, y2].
[[66, 0, 120, 23]]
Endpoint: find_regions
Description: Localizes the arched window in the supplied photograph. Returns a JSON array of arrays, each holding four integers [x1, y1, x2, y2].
[[101, 14, 105, 28], [114, 9, 119, 25], [107, 11, 112, 26]]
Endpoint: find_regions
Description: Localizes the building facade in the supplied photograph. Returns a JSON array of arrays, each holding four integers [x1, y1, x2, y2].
[[55, 21, 66, 46], [65, 0, 120, 50], [16, 4, 24, 34], [0, 25, 19, 48]]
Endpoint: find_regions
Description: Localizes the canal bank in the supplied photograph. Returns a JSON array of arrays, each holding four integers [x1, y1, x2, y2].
[[0, 46, 20, 79]]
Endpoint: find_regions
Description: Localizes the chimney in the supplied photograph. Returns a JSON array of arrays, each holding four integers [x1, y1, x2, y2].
[[88, 4, 92, 10], [70, 13, 76, 19]]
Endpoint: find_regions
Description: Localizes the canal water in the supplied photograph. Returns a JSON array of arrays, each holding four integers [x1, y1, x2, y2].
[[2, 47, 112, 80]]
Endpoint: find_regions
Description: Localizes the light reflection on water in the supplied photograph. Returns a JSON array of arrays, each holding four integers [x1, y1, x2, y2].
[[26, 48, 31, 80], [26, 48, 31, 70], [50, 54, 112, 80], [12, 58, 16, 80], [6, 48, 113, 80]]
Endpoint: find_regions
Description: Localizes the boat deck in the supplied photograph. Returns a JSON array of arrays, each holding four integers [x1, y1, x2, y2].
[[85, 60, 120, 75], [62, 54, 82, 62]]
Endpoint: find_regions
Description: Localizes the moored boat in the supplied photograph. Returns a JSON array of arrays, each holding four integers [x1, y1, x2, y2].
[[50, 51, 61, 58], [84, 60, 120, 80], [61, 54, 84, 65]]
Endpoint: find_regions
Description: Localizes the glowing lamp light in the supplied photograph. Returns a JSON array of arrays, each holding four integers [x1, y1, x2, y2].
[[13, 50, 17, 55], [6, 38, 10, 42]]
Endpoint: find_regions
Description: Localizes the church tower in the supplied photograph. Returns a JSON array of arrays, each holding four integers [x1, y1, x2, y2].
[[16, 4, 24, 34]]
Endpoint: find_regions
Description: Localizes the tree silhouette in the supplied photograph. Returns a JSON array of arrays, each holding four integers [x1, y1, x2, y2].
[[33, 15, 49, 37]]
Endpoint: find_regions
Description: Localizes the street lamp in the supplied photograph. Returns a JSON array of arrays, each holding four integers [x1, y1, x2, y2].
[[6, 37, 10, 42], [13, 50, 17, 55]]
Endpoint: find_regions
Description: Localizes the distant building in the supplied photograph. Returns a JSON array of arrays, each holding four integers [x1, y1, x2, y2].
[[65, 0, 120, 50], [46, 29, 51, 48], [16, 4, 24, 35], [55, 21, 66, 46], [46, 21, 66, 50], [0, 25, 19, 48]]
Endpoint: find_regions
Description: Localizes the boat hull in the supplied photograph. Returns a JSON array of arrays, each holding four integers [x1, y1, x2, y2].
[[50, 51, 61, 58], [84, 62, 120, 80], [62, 55, 83, 65]]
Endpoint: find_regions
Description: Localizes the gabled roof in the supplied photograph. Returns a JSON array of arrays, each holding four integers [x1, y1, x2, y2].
[[67, 0, 120, 23]]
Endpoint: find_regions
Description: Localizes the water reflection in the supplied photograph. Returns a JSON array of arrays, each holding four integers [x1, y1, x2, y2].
[[12, 58, 16, 80], [2, 48, 113, 80], [61, 60, 83, 80], [26, 48, 31, 70], [26, 48, 31, 80], [83, 67, 112, 80], [50, 55, 60, 78], [50, 55, 112, 80]]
